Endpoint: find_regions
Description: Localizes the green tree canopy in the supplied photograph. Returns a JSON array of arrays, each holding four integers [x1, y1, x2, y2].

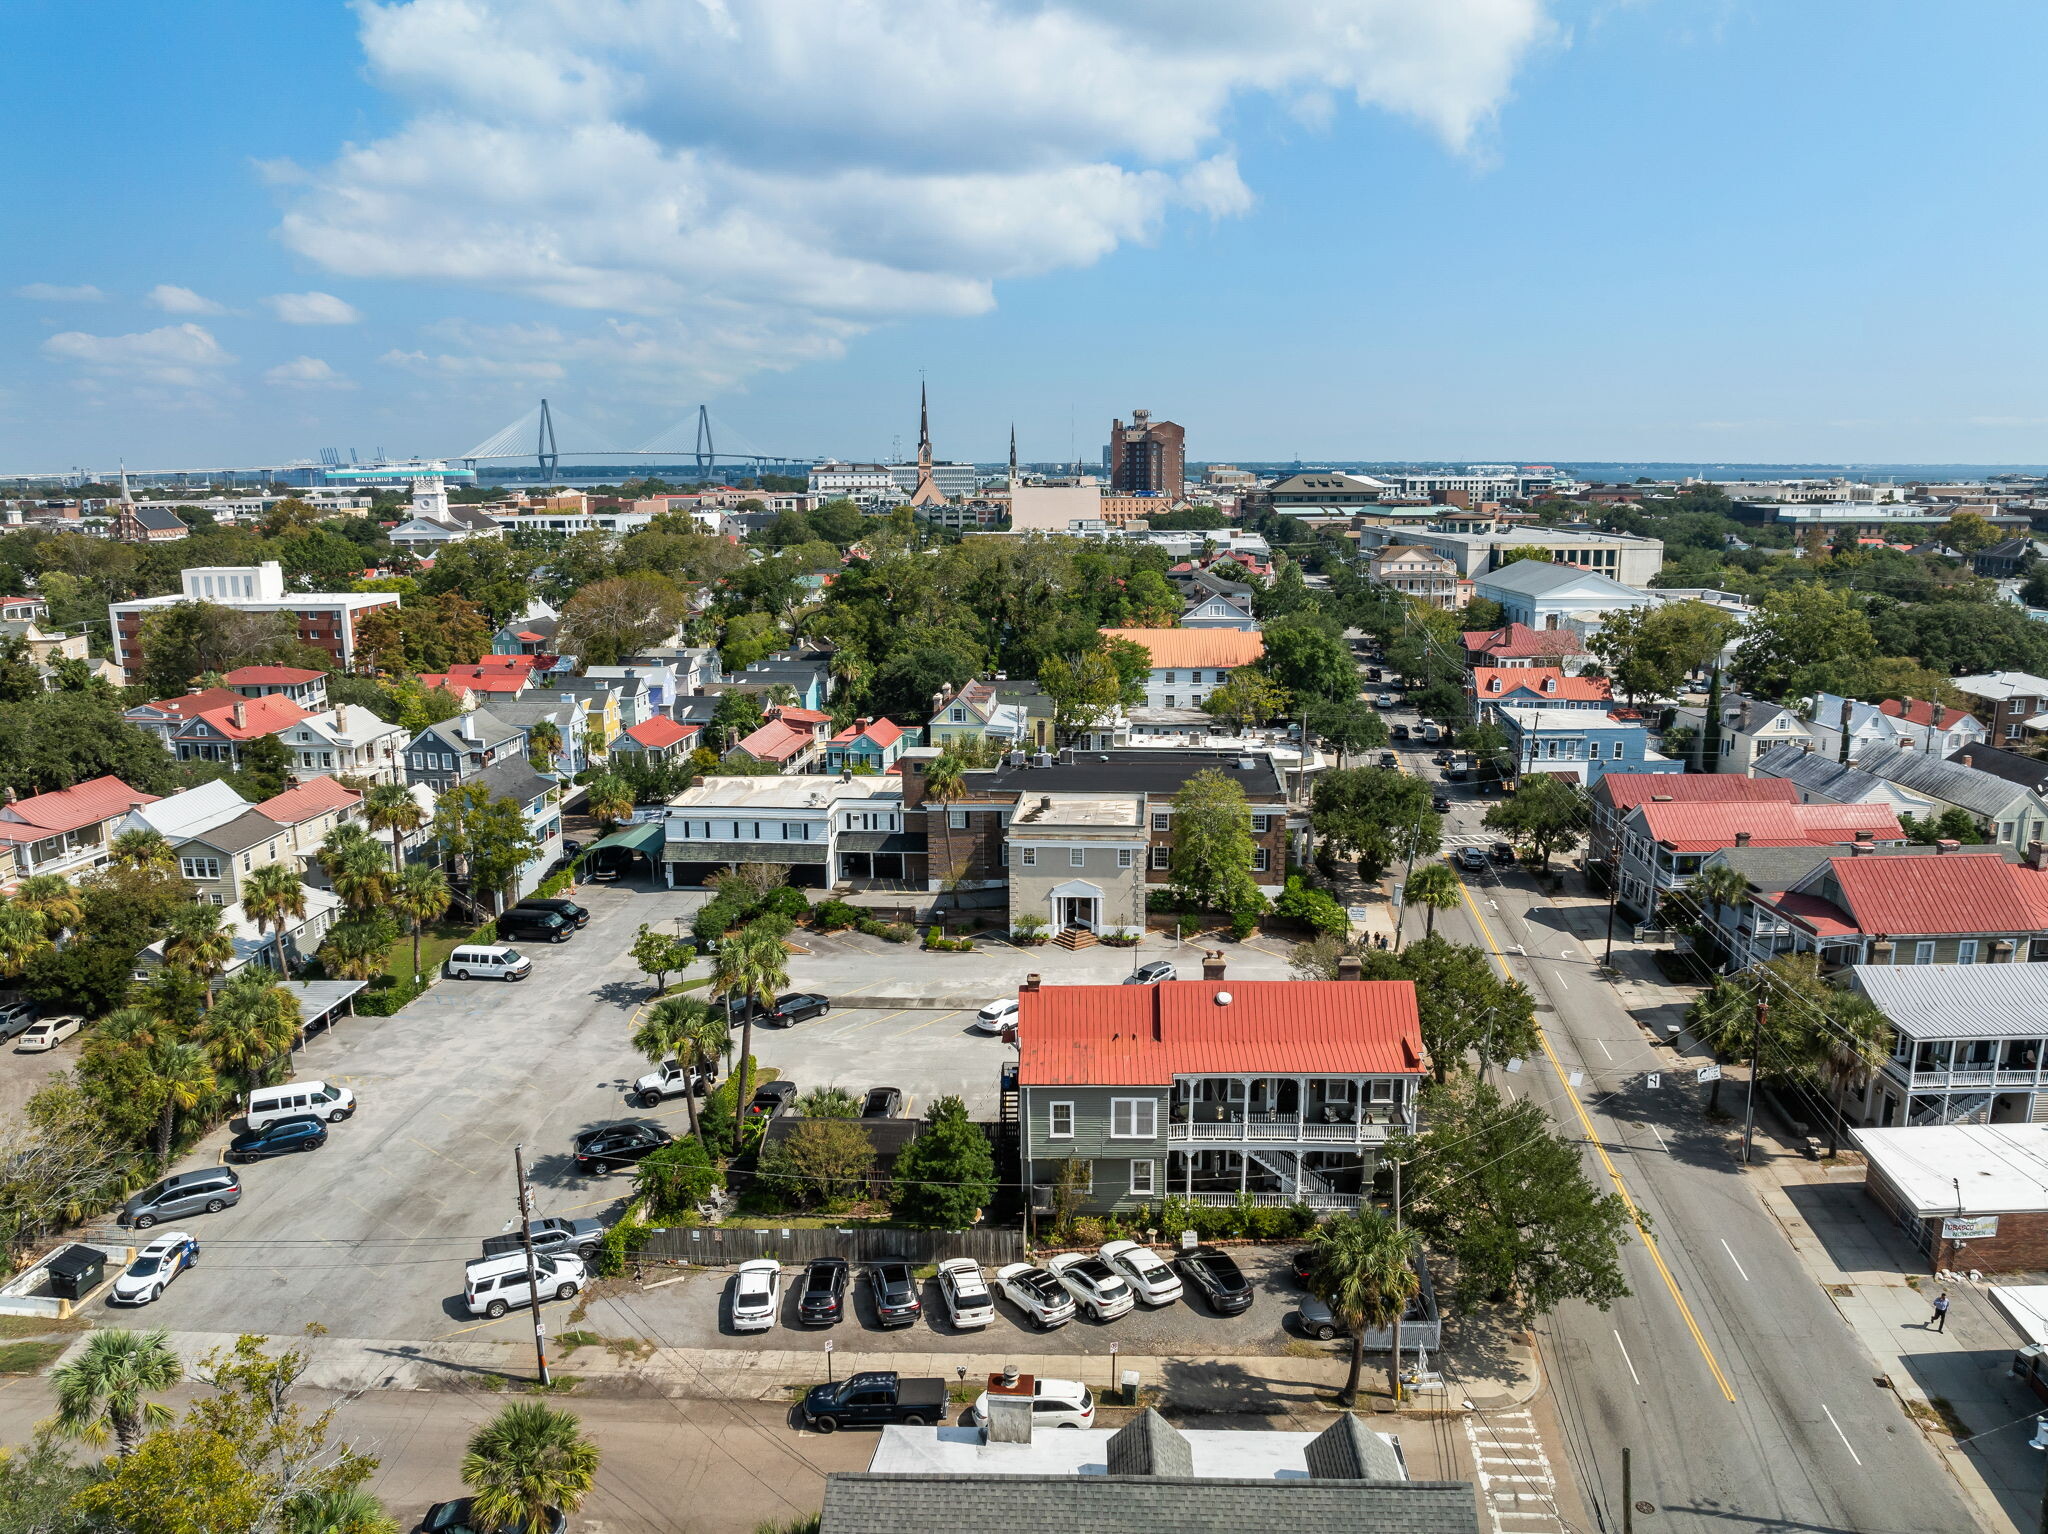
[[1730, 585, 1877, 700], [1168, 768, 1265, 916], [1483, 775, 1586, 867], [889, 1095, 998, 1228]]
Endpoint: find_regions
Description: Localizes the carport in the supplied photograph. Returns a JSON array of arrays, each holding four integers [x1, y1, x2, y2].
[[582, 821, 666, 878], [281, 980, 366, 1043]]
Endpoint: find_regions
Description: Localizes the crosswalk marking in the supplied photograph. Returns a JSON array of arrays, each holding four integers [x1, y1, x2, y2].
[[1465, 1414, 1565, 1534]]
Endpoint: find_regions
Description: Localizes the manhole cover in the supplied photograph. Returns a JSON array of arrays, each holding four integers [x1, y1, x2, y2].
[[1635, 1501, 1655, 1515]]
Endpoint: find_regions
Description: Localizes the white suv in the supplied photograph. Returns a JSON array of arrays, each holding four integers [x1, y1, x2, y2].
[[994, 1262, 1075, 1329], [1099, 1240, 1183, 1305], [463, 1252, 586, 1318], [1047, 1252, 1134, 1321], [936, 1258, 994, 1329], [729, 1259, 781, 1332], [970, 1376, 1095, 1431]]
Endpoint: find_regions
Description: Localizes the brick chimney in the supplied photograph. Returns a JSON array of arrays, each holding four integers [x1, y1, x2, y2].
[[1336, 955, 1363, 981], [1853, 829, 1874, 844], [1734, 831, 1751, 847], [231, 702, 246, 730], [1201, 950, 1226, 982], [1023, 973, 1041, 992], [1936, 838, 1960, 853]]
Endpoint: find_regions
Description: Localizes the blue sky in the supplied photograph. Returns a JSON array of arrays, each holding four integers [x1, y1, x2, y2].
[[8, 1, 2046, 471]]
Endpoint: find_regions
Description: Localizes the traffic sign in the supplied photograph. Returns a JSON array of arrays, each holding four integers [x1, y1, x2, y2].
[[1645, 1073, 1662, 1089], [1696, 1064, 1722, 1084]]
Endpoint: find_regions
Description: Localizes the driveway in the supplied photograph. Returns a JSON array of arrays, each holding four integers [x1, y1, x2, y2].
[[82, 884, 706, 1342]]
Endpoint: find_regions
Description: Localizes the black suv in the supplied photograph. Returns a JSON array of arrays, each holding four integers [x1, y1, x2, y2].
[[572, 1122, 673, 1174], [798, 1257, 850, 1326], [867, 1260, 921, 1327], [1177, 1246, 1254, 1315], [497, 907, 572, 944], [512, 897, 590, 929]]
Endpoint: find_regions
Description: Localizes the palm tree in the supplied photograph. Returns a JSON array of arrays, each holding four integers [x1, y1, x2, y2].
[[97, 1003, 174, 1051], [284, 1487, 400, 1534], [243, 863, 308, 978], [459, 1402, 602, 1533], [138, 1040, 215, 1164], [0, 903, 52, 980], [586, 774, 633, 835], [161, 902, 236, 1006], [326, 838, 391, 918], [1405, 863, 1462, 944], [362, 782, 426, 875], [1689, 861, 1752, 969], [634, 996, 726, 1145], [109, 828, 176, 874], [923, 752, 968, 911], [317, 919, 388, 982], [1306, 1206, 1420, 1407], [526, 719, 564, 775], [391, 864, 451, 981], [712, 925, 788, 1156], [1808, 990, 1890, 1157], [199, 970, 303, 1087], [46, 1328, 181, 1458], [13, 874, 83, 938]]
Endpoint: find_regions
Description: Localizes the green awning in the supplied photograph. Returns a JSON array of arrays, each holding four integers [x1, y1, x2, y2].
[[581, 822, 666, 858]]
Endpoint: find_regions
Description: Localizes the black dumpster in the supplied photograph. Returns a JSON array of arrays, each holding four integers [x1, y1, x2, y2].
[[45, 1244, 105, 1301]]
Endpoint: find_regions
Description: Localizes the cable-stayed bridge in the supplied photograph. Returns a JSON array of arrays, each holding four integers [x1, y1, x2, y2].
[[456, 401, 815, 480]]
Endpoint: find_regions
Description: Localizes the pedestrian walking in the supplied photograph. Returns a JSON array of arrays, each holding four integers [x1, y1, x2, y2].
[[1931, 1291, 1949, 1332]]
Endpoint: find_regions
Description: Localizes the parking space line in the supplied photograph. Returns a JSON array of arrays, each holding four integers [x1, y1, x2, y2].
[[407, 1137, 479, 1176], [898, 1011, 968, 1035], [821, 1008, 908, 1036]]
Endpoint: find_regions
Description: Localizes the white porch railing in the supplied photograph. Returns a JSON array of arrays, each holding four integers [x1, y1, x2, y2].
[[1167, 1111, 1406, 1145], [1183, 1191, 1360, 1211]]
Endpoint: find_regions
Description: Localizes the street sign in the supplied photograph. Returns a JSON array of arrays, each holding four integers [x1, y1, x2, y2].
[[1645, 1073, 1662, 1089], [1696, 1065, 1722, 1084], [1504, 1058, 1524, 1073], [1567, 1070, 1585, 1087], [1390, 884, 1406, 907], [1347, 906, 1371, 925]]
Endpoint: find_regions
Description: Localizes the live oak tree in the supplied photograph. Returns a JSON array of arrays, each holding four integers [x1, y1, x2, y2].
[[1201, 671, 1285, 733], [1257, 615, 1356, 706], [890, 1095, 998, 1228], [558, 574, 693, 666], [1483, 774, 1586, 868], [1296, 935, 1537, 1082], [1040, 645, 1138, 746], [1387, 1075, 1633, 1316], [1310, 767, 1440, 882], [1306, 696, 1388, 767], [1729, 584, 1876, 700], [1590, 601, 1741, 704], [1168, 769, 1264, 916]]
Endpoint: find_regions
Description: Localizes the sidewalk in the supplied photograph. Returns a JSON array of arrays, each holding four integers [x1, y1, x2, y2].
[[1751, 1143, 2045, 1534], [57, 1316, 1544, 1418]]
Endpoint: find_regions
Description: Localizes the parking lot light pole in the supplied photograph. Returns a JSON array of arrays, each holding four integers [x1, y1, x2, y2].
[[514, 1143, 551, 1387]]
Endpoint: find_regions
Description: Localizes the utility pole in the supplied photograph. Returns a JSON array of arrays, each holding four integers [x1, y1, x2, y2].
[[1622, 1446, 1634, 1534], [1392, 1159, 1404, 1407], [1741, 1003, 1767, 1165], [513, 1143, 550, 1386], [1603, 873, 1619, 967]]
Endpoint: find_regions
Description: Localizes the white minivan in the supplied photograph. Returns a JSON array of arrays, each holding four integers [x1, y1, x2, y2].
[[444, 944, 532, 981], [247, 1080, 356, 1131]]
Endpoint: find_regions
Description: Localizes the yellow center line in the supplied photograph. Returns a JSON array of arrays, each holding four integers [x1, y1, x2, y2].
[[1456, 877, 1739, 1405]]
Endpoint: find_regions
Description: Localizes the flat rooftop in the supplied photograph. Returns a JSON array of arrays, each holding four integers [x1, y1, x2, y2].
[[1851, 1123, 2048, 1216], [974, 748, 1286, 801], [667, 775, 901, 811], [1012, 793, 1141, 827], [866, 1424, 1405, 1480]]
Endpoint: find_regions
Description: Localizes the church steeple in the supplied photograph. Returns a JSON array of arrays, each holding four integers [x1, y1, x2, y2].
[[909, 378, 946, 506], [1008, 423, 1017, 487]]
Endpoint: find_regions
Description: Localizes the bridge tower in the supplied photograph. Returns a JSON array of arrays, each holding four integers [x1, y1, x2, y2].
[[537, 399, 560, 482]]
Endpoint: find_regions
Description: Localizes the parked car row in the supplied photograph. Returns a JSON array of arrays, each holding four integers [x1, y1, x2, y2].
[[729, 1242, 1245, 1334], [795, 1368, 1097, 1435]]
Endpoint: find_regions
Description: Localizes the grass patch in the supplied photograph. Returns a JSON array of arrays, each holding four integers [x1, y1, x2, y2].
[[1908, 1397, 1970, 1437], [1282, 1338, 1326, 1359], [554, 1330, 603, 1356], [383, 922, 473, 984], [0, 1341, 66, 1374], [0, 1315, 84, 1341]]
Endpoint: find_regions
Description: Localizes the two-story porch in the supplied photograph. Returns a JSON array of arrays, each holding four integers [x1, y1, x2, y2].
[[1165, 1073, 1413, 1209], [1852, 961, 2048, 1129]]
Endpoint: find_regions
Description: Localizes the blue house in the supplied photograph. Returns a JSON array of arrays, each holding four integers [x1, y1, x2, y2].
[[825, 717, 911, 774], [1497, 705, 1682, 787]]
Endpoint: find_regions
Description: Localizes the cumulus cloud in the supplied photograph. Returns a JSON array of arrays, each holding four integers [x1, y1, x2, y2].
[[41, 323, 234, 391], [149, 284, 227, 315], [264, 291, 363, 324], [281, 0, 1551, 392], [264, 355, 356, 390], [15, 283, 105, 302]]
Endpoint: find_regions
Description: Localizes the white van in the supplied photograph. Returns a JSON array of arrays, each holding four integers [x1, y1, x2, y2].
[[445, 945, 532, 981], [247, 1080, 356, 1131], [1419, 719, 1443, 743], [463, 1251, 585, 1318]]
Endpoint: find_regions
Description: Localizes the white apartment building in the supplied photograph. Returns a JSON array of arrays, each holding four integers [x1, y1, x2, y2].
[[807, 462, 906, 509], [886, 461, 980, 499], [659, 774, 906, 889], [108, 562, 399, 673]]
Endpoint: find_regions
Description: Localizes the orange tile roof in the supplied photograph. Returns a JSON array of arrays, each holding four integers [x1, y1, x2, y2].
[[0, 775, 159, 843], [621, 717, 699, 749], [255, 775, 362, 825], [1635, 800, 1903, 853], [1098, 628, 1265, 669], [1018, 980, 1424, 1086], [1471, 667, 1611, 702]]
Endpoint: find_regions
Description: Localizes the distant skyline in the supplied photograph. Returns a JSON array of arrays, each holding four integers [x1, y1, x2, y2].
[[8, 1, 2048, 469]]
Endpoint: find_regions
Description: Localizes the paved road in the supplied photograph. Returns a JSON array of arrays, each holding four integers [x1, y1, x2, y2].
[[1382, 723, 1980, 1533]]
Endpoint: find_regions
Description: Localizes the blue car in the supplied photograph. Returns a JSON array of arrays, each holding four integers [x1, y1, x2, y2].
[[227, 1115, 328, 1163]]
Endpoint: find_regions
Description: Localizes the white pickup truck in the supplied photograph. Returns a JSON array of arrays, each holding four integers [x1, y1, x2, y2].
[[629, 1058, 715, 1108]]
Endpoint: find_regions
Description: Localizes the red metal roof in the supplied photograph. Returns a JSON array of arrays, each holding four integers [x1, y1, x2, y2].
[[255, 775, 362, 824], [1461, 622, 1585, 659], [0, 775, 158, 843], [622, 717, 699, 749], [1826, 854, 2048, 935], [1470, 667, 1611, 702], [181, 694, 311, 741], [1634, 800, 1902, 852], [136, 686, 244, 720], [1597, 773, 1797, 815], [831, 717, 906, 747], [1018, 980, 1424, 1086], [1879, 697, 1974, 731], [729, 719, 815, 762], [221, 665, 324, 685], [1762, 891, 1861, 938]]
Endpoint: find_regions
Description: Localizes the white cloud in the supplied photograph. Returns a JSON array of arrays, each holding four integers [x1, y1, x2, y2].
[[41, 323, 235, 392], [148, 284, 227, 315], [281, 0, 1552, 392], [265, 291, 363, 324], [15, 283, 105, 302], [264, 355, 356, 390]]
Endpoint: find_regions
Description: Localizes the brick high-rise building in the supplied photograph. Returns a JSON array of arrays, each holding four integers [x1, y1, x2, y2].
[[1109, 408, 1185, 496]]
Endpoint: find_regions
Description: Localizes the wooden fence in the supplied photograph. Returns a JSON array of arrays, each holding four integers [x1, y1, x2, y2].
[[640, 1225, 1023, 1268]]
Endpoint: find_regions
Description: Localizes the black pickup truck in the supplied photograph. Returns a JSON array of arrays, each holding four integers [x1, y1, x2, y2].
[[799, 1371, 949, 1433]]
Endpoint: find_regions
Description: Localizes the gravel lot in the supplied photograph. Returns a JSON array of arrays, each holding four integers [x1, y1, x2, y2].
[[746, 1006, 1007, 1119]]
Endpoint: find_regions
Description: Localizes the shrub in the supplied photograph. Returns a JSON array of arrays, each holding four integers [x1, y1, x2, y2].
[[1227, 907, 1260, 941], [1145, 889, 1182, 913], [697, 1056, 759, 1150], [692, 898, 742, 945], [755, 1119, 877, 1212], [634, 1138, 723, 1220], [812, 899, 861, 932], [745, 912, 794, 942], [759, 886, 810, 919], [1068, 1216, 1109, 1247], [925, 924, 943, 948], [592, 1216, 652, 1278], [1275, 877, 1347, 936], [353, 971, 431, 1018], [1098, 930, 1140, 947], [879, 921, 916, 944], [1010, 913, 1048, 945]]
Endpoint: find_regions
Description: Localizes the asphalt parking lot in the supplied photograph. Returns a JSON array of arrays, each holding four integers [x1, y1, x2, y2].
[[86, 885, 706, 1342], [577, 1244, 1317, 1360], [746, 1006, 1007, 1120]]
